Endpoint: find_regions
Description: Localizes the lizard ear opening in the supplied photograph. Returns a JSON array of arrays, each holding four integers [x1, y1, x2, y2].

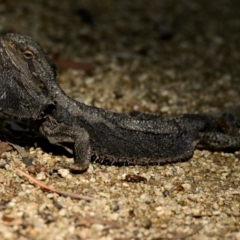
[[42, 104, 56, 116]]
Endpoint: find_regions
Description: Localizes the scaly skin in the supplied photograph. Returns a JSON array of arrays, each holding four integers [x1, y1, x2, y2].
[[1, 33, 240, 172]]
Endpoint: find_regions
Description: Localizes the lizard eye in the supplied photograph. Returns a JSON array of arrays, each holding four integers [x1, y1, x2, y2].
[[23, 50, 34, 59]]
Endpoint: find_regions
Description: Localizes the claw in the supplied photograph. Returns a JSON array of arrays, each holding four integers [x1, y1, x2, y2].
[[50, 161, 89, 174]]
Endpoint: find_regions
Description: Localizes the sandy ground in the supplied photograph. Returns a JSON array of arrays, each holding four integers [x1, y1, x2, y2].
[[0, 0, 239, 239]]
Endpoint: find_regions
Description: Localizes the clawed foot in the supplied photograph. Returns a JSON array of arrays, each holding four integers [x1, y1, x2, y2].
[[50, 161, 89, 173]]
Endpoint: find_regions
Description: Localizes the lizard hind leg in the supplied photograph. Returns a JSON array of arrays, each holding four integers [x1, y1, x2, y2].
[[197, 113, 240, 151], [217, 113, 239, 135], [197, 132, 240, 151]]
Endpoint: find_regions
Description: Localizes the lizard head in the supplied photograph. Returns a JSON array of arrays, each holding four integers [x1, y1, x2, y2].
[[0, 33, 59, 119]]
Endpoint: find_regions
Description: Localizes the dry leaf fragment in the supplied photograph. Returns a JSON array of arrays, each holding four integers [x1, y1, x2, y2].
[[0, 142, 13, 155]]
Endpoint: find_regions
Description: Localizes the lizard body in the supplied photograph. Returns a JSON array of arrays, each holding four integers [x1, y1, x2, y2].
[[1, 33, 240, 172]]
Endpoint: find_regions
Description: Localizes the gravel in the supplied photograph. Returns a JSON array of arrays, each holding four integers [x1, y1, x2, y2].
[[0, 0, 239, 239]]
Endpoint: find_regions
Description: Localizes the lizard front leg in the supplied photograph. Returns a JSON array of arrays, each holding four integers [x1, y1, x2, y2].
[[40, 119, 91, 172], [71, 131, 91, 172]]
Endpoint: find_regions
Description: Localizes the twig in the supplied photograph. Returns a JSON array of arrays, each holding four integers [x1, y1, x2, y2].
[[14, 167, 94, 201]]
